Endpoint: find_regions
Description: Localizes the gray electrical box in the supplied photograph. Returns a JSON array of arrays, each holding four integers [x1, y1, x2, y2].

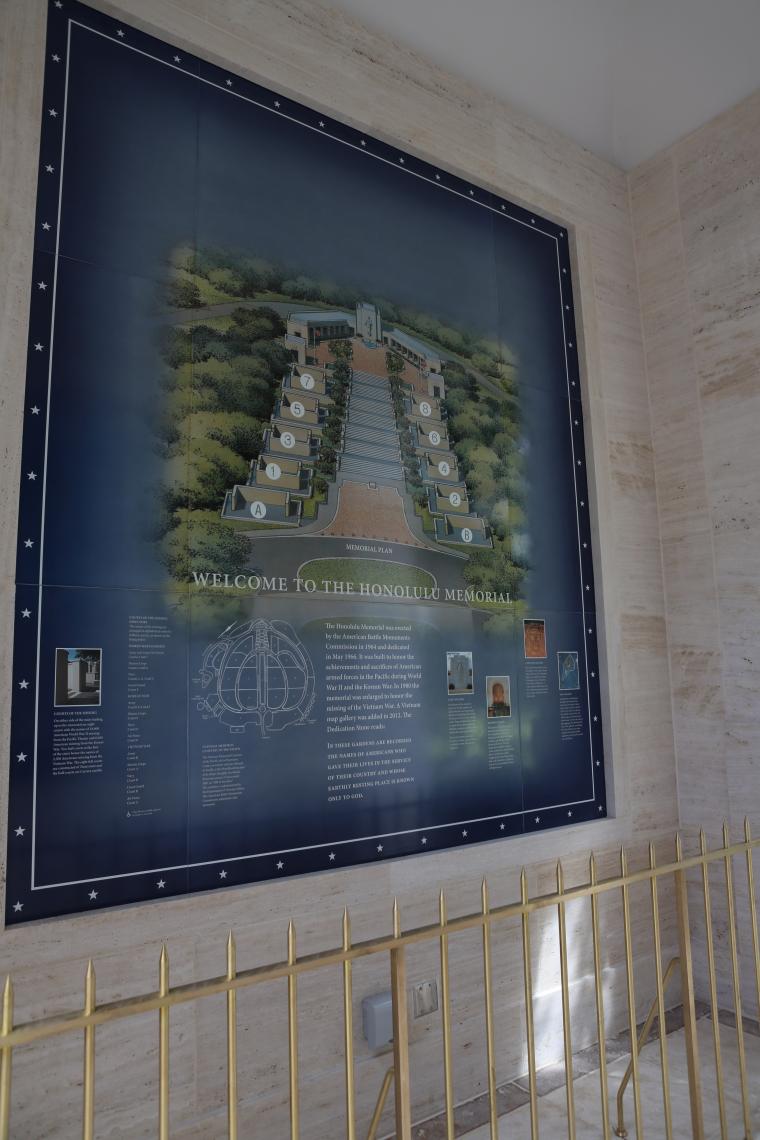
[[361, 991, 394, 1049]]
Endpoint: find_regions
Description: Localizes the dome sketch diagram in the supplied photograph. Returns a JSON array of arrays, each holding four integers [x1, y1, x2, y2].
[[196, 619, 316, 737]]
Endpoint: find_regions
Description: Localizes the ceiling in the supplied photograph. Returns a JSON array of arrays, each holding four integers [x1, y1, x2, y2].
[[332, 0, 760, 169]]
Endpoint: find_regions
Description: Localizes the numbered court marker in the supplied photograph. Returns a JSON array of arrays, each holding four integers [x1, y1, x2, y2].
[[281, 432, 295, 449], [290, 401, 305, 418], [438, 460, 450, 476], [461, 527, 473, 543], [449, 491, 462, 507], [429, 430, 441, 446], [265, 462, 282, 481], [299, 373, 315, 390], [249, 501, 267, 519], [420, 401, 432, 417]]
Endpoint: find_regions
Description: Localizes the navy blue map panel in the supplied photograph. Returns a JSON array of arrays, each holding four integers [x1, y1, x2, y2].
[[7, 0, 606, 924]]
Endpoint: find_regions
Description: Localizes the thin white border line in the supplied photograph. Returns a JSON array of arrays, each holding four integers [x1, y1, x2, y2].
[[27, 13, 601, 894], [555, 241, 595, 798], [68, 19, 559, 239], [32, 18, 72, 889], [34, 794, 597, 890]]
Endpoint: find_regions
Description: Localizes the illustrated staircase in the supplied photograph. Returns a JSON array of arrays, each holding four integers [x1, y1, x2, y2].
[[340, 369, 404, 485]]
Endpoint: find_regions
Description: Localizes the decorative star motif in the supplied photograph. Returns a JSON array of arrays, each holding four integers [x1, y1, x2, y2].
[[574, 418, 579, 425], [435, 174, 440, 181], [219, 869, 227, 879], [577, 459, 582, 466], [328, 852, 335, 861], [499, 822, 505, 831], [586, 585, 590, 591], [565, 304, 570, 311], [563, 267, 567, 274], [588, 628, 592, 634], [276, 860, 284, 870], [583, 542, 588, 548], [535, 817, 540, 824], [569, 341, 574, 348], [13, 902, 23, 913], [21, 609, 31, 619], [116, 29, 125, 38], [360, 139, 366, 147], [52, 54, 61, 63], [18, 680, 29, 690], [31, 406, 40, 414], [54, 0, 62, 7], [398, 157, 404, 164], [225, 79, 232, 87], [14, 826, 25, 837], [157, 879, 166, 888], [24, 539, 34, 548], [88, 889, 98, 900], [593, 716, 598, 722], [567, 810, 573, 817], [42, 222, 51, 231], [531, 217, 536, 224], [421, 836, 427, 845], [274, 100, 281, 108], [376, 844, 383, 853], [318, 120, 325, 128], [461, 829, 468, 838], [33, 343, 43, 352], [598, 805, 603, 812], [596, 760, 601, 766], [17, 752, 27, 763], [591, 671, 596, 678], [48, 108, 58, 117], [37, 281, 48, 290], [500, 204, 505, 210], [173, 55, 181, 63], [27, 471, 38, 479], [469, 189, 474, 196]]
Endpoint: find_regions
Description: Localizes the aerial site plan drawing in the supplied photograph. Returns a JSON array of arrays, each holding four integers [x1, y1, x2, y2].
[[7, 0, 606, 922]]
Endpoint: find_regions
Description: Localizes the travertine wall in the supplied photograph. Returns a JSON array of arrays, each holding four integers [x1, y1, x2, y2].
[[0, 0, 680, 1134], [629, 88, 760, 1009]]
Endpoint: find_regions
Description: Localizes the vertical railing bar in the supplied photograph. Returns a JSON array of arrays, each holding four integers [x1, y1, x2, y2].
[[0, 978, 13, 1140], [287, 921, 300, 1140], [158, 944, 169, 1140], [481, 879, 498, 1140], [620, 847, 643, 1139], [82, 960, 96, 1140], [647, 843, 673, 1140], [342, 909, 356, 1140], [438, 891, 455, 1140], [743, 818, 760, 1031], [226, 932, 238, 1140], [556, 863, 576, 1140], [674, 832, 704, 1140], [589, 855, 611, 1140], [390, 899, 412, 1140], [699, 829, 727, 1139], [520, 869, 539, 1140], [722, 821, 751, 1139]]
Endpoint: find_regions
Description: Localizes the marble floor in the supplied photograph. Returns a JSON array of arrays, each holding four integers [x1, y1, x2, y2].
[[461, 1016, 760, 1139]]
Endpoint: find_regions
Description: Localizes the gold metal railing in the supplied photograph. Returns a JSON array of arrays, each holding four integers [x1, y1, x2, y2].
[[1, 819, 759, 1138]]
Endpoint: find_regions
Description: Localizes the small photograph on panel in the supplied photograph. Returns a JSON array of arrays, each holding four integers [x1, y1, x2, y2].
[[446, 651, 473, 695], [523, 619, 547, 659], [557, 651, 580, 691], [486, 676, 511, 718], [54, 648, 102, 707]]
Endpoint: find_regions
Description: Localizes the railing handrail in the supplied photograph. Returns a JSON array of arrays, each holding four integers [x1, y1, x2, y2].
[[1, 827, 758, 1052]]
